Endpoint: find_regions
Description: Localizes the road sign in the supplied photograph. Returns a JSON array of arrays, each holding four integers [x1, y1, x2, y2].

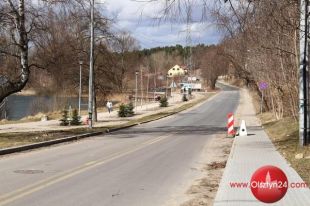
[[259, 82, 268, 114], [227, 113, 235, 136], [259, 82, 268, 90]]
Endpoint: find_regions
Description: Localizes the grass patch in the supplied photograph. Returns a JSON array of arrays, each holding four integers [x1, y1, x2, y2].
[[0, 127, 109, 149], [260, 112, 310, 185]]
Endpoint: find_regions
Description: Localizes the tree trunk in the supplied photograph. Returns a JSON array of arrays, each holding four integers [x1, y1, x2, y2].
[[0, 0, 30, 103]]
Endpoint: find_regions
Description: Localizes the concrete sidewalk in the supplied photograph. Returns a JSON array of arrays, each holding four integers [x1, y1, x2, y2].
[[0, 93, 205, 134], [214, 88, 310, 205]]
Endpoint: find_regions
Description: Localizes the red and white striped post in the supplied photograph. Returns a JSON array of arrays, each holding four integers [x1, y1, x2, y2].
[[227, 113, 235, 136]]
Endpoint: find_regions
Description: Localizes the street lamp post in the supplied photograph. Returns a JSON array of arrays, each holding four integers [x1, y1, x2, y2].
[[78, 61, 83, 116], [88, 0, 94, 129], [153, 67, 157, 101], [166, 74, 169, 98], [135, 71, 138, 110], [140, 66, 143, 108]]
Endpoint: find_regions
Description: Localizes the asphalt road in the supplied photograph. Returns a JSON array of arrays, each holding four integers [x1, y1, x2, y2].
[[0, 84, 239, 206]]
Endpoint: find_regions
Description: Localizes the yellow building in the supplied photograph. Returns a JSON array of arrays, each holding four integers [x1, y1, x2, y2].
[[167, 65, 185, 77]]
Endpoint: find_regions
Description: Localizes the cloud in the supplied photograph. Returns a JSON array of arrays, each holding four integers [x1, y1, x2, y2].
[[104, 0, 220, 48]]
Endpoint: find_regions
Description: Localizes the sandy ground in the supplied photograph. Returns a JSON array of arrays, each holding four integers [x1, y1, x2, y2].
[[179, 135, 234, 206]]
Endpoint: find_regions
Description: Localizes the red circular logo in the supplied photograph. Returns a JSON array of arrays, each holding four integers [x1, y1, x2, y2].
[[250, 165, 288, 203]]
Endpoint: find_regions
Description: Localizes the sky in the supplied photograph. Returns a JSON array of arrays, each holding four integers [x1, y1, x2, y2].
[[103, 0, 221, 49]]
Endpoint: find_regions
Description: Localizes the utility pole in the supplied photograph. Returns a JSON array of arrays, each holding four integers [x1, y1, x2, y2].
[[78, 61, 83, 116], [146, 66, 149, 102], [299, 0, 309, 146], [153, 67, 157, 101], [166, 74, 169, 98], [140, 66, 143, 108], [185, 4, 193, 91], [88, 0, 94, 129], [135, 71, 138, 110]]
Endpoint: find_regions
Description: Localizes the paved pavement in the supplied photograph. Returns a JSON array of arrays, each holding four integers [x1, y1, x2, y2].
[[0, 84, 239, 206], [0, 93, 198, 134], [214, 88, 310, 205]]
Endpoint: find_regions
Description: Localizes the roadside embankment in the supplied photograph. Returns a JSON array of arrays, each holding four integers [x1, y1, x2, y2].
[[260, 113, 310, 185]]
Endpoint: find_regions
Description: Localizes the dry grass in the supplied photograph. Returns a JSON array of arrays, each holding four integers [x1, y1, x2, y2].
[[260, 112, 310, 185], [207, 161, 227, 170], [0, 128, 106, 149]]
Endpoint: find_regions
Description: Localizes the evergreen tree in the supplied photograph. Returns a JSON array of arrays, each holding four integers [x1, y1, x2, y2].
[[118, 102, 135, 117], [127, 102, 134, 116], [182, 94, 188, 102], [60, 109, 69, 126], [71, 108, 81, 125], [160, 96, 168, 107]]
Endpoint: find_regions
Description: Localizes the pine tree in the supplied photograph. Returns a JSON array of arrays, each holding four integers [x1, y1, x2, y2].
[[70, 109, 81, 125], [127, 102, 134, 116], [160, 96, 168, 107], [118, 103, 135, 117], [182, 94, 188, 102], [60, 109, 69, 126]]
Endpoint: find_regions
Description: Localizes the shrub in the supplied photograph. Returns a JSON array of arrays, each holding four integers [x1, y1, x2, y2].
[[182, 94, 188, 102], [160, 96, 168, 107], [71, 108, 81, 125], [118, 104, 126, 117], [127, 102, 134, 116], [118, 103, 135, 117], [60, 109, 69, 126]]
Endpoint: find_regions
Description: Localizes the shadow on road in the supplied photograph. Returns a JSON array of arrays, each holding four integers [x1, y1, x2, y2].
[[109, 125, 263, 138]]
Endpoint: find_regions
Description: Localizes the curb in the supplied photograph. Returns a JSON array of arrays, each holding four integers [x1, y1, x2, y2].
[[106, 124, 139, 133], [0, 95, 214, 156]]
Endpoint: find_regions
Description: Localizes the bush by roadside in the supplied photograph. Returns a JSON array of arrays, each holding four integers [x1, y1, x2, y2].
[[182, 94, 188, 102], [71, 109, 81, 125], [60, 109, 69, 126], [118, 102, 134, 117], [59, 108, 81, 126], [159, 97, 168, 107]]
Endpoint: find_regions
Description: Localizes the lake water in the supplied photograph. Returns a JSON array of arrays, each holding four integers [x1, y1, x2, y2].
[[1, 95, 88, 120]]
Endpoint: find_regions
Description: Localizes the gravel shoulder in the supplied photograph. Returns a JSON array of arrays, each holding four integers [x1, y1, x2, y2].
[[179, 134, 234, 206]]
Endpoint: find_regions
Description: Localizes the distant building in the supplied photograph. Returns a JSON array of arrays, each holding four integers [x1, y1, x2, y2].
[[167, 65, 186, 77]]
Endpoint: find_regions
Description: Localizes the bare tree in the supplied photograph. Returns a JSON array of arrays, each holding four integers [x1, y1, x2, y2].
[[0, 0, 32, 103], [110, 31, 140, 91]]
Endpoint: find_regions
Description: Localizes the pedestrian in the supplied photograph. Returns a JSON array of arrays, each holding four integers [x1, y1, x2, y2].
[[106, 101, 113, 113]]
